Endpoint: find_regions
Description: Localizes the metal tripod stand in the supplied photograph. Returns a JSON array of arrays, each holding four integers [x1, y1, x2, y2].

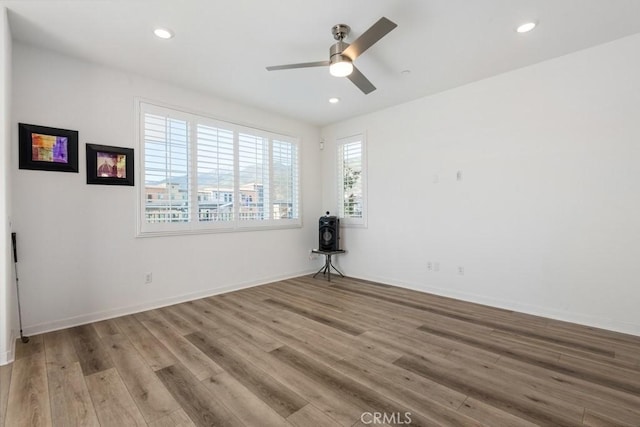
[[312, 249, 345, 282]]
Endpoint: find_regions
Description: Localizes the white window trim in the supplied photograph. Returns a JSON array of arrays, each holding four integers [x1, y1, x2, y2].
[[136, 99, 302, 237], [336, 132, 367, 228]]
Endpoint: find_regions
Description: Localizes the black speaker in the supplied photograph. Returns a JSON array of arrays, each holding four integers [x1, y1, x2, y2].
[[319, 213, 340, 251]]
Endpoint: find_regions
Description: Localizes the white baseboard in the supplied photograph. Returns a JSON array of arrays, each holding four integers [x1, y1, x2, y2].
[[23, 269, 316, 337], [0, 329, 15, 366], [350, 273, 640, 338]]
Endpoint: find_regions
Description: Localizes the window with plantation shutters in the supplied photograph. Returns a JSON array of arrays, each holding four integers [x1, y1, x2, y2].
[[138, 102, 301, 236], [337, 133, 366, 226]]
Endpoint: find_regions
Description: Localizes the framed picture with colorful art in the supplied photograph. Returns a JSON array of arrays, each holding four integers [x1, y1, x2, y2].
[[18, 123, 79, 173], [86, 143, 134, 186]]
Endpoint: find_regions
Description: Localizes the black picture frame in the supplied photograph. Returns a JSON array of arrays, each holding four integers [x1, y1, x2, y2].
[[18, 123, 79, 173], [86, 143, 134, 186]]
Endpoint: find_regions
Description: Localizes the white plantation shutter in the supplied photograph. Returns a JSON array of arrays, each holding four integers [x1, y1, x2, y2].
[[272, 140, 299, 219], [337, 134, 366, 226], [143, 111, 190, 224], [196, 123, 234, 223], [138, 101, 300, 236], [238, 133, 269, 221]]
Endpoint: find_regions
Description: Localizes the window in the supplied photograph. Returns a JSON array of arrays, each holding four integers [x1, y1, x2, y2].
[[196, 123, 234, 223], [139, 102, 300, 236], [272, 139, 299, 220], [143, 112, 189, 224], [337, 133, 366, 226]]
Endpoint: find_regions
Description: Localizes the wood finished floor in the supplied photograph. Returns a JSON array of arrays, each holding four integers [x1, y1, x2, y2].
[[2, 275, 640, 426]]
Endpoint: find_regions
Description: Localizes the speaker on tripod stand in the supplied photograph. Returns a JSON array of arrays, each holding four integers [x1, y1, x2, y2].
[[319, 212, 340, 251]]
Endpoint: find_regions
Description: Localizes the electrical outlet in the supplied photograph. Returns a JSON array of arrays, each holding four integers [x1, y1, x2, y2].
[[145, 272, 153, 284], [458, 266, 464, 275], [427, 261, 432, 271]]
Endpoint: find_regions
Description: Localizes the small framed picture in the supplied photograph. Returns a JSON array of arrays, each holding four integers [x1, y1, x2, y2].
[[86, 144, 134, 186], [19, 123, 79, 173]]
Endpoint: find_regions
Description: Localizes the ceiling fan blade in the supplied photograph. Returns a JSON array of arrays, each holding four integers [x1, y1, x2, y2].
[[347, 65, 376, 94], [266, 60, 330, 71], [342, 17, 397, 60]]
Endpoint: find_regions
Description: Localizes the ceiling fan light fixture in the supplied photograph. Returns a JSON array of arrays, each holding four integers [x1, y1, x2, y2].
[[329, 56, 353, 77]]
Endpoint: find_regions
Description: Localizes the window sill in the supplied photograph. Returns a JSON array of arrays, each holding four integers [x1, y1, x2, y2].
[[136, 220, 302, 238]]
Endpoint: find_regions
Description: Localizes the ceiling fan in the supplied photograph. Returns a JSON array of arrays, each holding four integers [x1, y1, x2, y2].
[[266, 17, 397, 94]]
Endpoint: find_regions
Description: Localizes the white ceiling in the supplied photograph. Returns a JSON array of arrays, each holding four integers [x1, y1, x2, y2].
[[4, 0, 640, 126]]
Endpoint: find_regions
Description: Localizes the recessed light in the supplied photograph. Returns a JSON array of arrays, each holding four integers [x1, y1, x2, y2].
[[516, 22, 536, 33], [154, 28, 174, 39], [400, 69, 411, 76], [329, 97, 340, 104]]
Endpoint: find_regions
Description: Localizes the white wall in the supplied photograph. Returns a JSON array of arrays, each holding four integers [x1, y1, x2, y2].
[[11, 43, 322, 336], [322, 34, 640, 336], [0, 7, 15, 365]]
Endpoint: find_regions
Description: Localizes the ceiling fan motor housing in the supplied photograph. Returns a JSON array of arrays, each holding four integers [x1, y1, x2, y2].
[[330, 41, 352, 64]]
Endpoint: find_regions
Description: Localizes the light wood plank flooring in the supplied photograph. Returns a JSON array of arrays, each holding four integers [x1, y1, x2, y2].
[[2, 275, 640, 426]]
